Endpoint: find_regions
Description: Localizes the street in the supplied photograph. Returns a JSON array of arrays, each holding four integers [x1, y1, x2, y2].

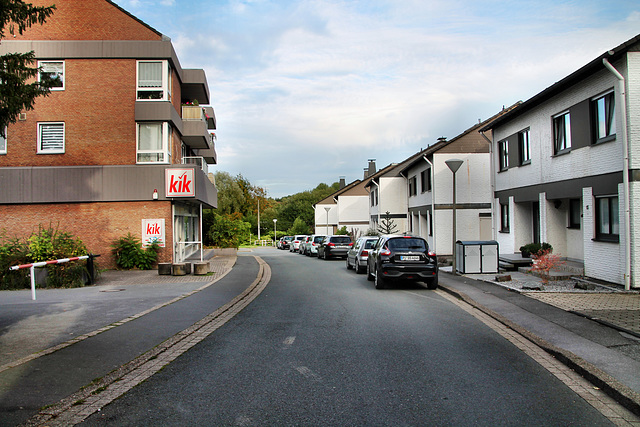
[[81, 248, 613, 426]]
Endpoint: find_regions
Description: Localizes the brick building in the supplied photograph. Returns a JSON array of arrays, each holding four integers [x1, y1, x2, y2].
[[481, 34, 640, 289], [0, 0, 217, 268]]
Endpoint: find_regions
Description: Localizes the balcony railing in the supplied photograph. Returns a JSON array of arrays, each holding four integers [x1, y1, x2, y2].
[[182, 156, 208, 172], [182, 105, 206, 121]]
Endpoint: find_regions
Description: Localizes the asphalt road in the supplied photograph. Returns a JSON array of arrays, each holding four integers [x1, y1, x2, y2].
[[81, 248, 613, 426]]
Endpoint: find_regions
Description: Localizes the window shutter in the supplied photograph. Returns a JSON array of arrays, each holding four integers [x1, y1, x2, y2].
[[39, 123, 64, 151]]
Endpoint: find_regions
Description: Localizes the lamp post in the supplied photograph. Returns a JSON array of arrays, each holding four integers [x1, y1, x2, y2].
[[324, 207, 331, 234], [273, 219, 277, 246], [445, 159, 464, 275]]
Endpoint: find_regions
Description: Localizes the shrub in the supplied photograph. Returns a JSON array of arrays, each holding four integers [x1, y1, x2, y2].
[[519, 242, 552, 257], [0, 225, 93, 290], [111, 233, 159, 270], [531, 249, 565, 285], [207, 212, 251, 248]]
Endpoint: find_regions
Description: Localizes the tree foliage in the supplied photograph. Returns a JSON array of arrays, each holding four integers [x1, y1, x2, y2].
[[0, 0, 57, 137]]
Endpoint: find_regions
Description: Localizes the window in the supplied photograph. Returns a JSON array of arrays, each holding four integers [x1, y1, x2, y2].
[[370, 188, 378, 207], [38, 61, 64, 90], [498, 139, 509, 171], [553, 111, 571, 154], [500, 203, 509, 233], [519, 129, 530, 165], [0, 128, 6, 154], [592, 91, 616, 143], [421, 169, 431, 192], [137, 122, 172, 163], [569, 198, 581, 229], [595, 195, 619, 242], [37, 122, 65, 153], [137, 60, 171, 100], [409, 176, 417, 196]]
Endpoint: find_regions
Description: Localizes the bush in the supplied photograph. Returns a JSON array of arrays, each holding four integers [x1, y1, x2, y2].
[[519, 242, 552, 257], [207, 212, 251, 248], [111, 233, 160, 270], [0, 225, 93, 290]]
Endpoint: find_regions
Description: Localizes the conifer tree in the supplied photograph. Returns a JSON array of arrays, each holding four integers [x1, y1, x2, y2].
[[0, 0, 56, 138], [377, 211, 398, 234]]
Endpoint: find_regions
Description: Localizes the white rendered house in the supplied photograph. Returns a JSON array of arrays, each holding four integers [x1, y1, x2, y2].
[[481, 34, 640, 289]]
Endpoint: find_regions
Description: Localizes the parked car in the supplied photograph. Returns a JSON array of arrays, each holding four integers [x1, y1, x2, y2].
[[290, 235, 308, 252], [346, 236, 379, 274], [299, 236, 312, 255], [317, 235, 353, 260], [366, 234, 438, 289], [304, 235, 326, 257], [280, 236, 294, 250]]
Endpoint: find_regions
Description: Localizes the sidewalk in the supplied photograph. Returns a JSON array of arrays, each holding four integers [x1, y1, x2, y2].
[[439, 267, 640, 416]]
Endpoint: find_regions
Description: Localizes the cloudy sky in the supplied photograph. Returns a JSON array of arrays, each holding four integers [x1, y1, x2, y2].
[[113, 0, 639, 198]]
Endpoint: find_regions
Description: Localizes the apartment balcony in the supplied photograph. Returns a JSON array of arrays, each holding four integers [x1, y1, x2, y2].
[[181, 105, 217, 164], [182, 156, 208, 172]]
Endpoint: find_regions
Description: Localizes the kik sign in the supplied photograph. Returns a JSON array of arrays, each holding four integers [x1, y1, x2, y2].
[[142, 219, 166, 247], [166, 168, 196, 197]]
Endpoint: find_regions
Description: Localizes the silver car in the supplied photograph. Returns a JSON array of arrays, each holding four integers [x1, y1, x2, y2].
[[346, 236, 379, 273], [304, 235, 326, 256]]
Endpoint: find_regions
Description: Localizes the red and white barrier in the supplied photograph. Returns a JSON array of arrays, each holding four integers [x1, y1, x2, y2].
[[10, 255, 91, 300]]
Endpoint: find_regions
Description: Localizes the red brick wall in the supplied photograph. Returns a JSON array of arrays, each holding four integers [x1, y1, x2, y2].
[[0, 201, 174, 269], [12, 0, 162, 41], [2, 59, 137, 167]]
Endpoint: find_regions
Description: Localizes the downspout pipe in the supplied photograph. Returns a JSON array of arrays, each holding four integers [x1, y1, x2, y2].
[[423, 156, 436, 253], [480, 131, 497, 240], [603, 58, 631, 291]]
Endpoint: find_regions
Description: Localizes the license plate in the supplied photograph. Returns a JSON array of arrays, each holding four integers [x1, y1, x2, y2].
[[400, 256, 420, 261]]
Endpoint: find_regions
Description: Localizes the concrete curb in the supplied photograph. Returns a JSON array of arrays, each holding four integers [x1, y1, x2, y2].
[[438, 283, 640, 417]]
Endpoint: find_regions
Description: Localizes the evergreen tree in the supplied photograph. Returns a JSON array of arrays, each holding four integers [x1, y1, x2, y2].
[[377, 211, 398, 234], [0, 1, 57, 137]]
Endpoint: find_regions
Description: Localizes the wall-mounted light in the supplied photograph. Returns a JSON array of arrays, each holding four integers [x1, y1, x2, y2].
[[153, 189, 158, 200]]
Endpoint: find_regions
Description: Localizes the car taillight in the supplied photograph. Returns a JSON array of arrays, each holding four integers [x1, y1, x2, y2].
[[428, 250, 436, 257], [328, 242, 335, 247], [361, 250, 368, 256], [380, 248, 391, 256], [348, 243, 353, 247]]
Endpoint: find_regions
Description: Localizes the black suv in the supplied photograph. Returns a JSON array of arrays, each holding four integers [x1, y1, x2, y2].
[[367, 235, 438, 289], [317, 235, 353, 259]]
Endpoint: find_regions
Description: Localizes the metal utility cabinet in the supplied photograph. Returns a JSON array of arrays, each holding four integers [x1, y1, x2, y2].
[[455, 241, 499, 274]]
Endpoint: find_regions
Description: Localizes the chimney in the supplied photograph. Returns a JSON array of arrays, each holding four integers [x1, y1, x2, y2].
[[363, 168, 369, 179], [367, 159, 376, 177], [339, 176, 346, 189]]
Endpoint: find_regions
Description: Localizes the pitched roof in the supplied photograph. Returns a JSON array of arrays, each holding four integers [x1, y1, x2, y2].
[[397, 102, 520, 174], [481, 33, 640, 131], [314, 179, 363, 205]]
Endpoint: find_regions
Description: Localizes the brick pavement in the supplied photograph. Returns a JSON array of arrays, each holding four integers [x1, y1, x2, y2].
[[528, 293, 640, 336]]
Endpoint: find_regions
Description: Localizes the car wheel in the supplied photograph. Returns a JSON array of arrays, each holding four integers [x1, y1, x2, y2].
[[346, 257, 352, 270], [366, 263, 374, 281], [426, 275, 438, 290], [374, 266, 387, 289], [355, 259, 363, 274]]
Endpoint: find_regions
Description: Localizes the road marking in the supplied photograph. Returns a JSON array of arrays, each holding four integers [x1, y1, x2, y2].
[[294, 365, 322, 382], [283, 336, 296, 346], [435, 289, 640, 425]]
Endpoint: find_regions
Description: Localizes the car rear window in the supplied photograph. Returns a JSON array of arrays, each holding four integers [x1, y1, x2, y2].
[[331, 236, 352, 244], [364, 239, 377, 249], [313, 236, 325, 243], [388, 238, 426, 251]]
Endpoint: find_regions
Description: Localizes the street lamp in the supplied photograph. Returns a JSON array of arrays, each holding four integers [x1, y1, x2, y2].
[[445, 159, 464, 275], [324, 207, 331, 235], [273, 219, 277, 246]]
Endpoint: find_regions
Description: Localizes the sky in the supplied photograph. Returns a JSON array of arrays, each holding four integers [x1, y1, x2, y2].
[[113, 0, 640, 198]]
